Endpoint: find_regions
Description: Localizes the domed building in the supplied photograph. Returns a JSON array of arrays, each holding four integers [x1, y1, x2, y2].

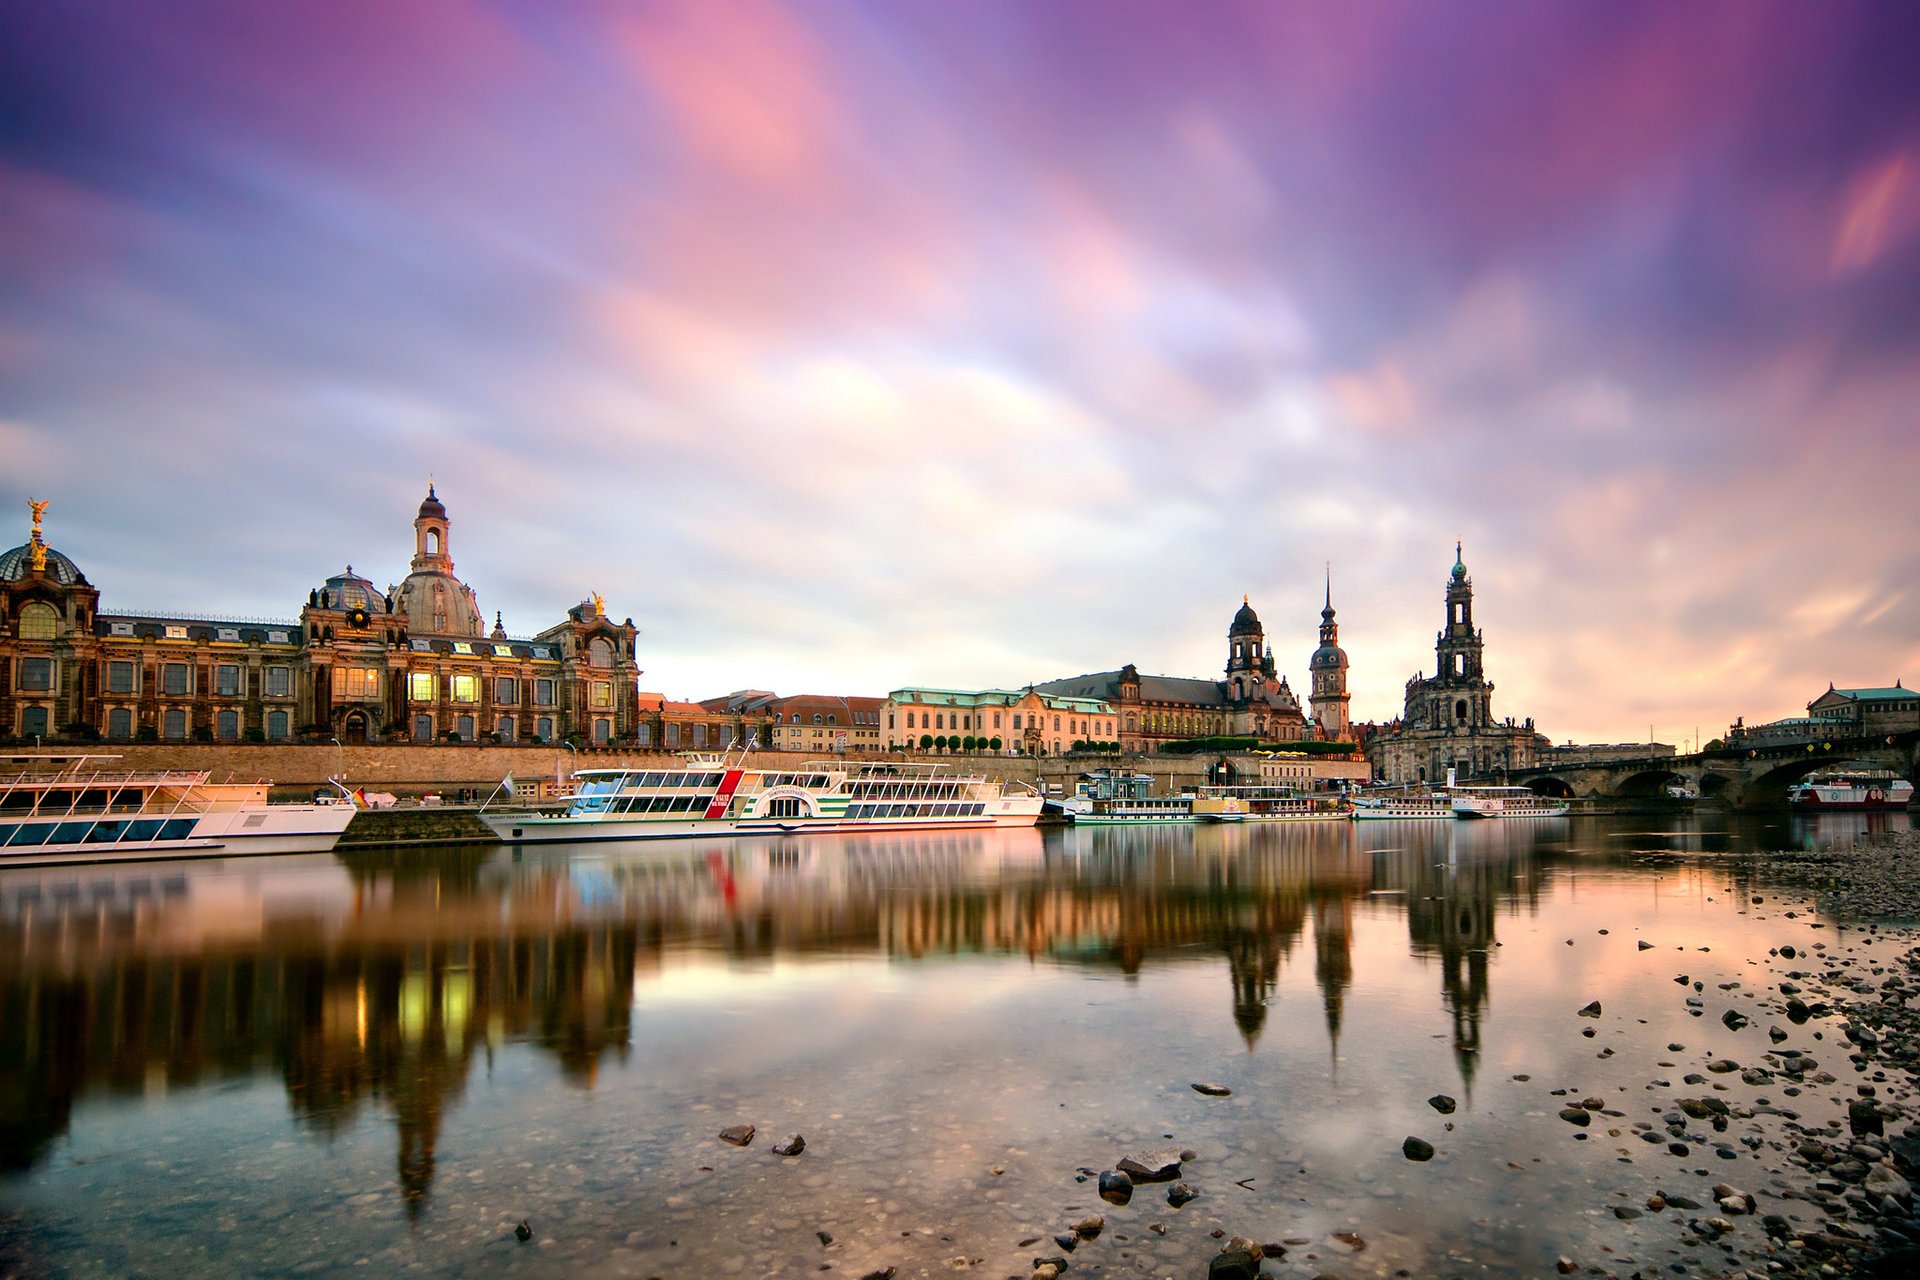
[[1, 501, 103, 742], [0, 489, 648, 749], [390, 485, 484, 638], [1032, 595, 1316, 752]]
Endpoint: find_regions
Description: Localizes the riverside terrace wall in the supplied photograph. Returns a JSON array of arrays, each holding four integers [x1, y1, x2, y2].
[[2, 744, 1247, 801]]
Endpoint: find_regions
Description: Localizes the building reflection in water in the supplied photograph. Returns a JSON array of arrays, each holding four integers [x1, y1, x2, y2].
[[0, 820, 1546, 1209]]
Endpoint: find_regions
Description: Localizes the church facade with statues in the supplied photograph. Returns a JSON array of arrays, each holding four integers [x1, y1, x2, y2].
[[0, 489, 650, 747]]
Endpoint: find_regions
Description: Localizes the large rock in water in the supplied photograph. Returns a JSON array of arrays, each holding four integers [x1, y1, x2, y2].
[[1208, 1249, 1260, 1280], [1097, 1170, 1133, 1204], [1116, 1150, 1183, 1181], [719, 1125, 755, 1146], [1403, 1136, 1435, 1161]]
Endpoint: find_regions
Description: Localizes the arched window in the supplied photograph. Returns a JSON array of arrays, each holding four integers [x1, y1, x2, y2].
[[17, 602, 56, 640], [1455, 699, 1468, 722], [107, 708, 132, 740], [588, 637, 614, 668], [635, 723, 651, 746], [693, 723, 708, 747], [456, 714, 475, 741], [216, 710, 240, 740], [426, 529, 440, 555], [594, 718, 611, 744], [498, 716, 515, 741], [812, 713, 823, 725], [267, 710, 289, 740], [163, 708, 187, 740]]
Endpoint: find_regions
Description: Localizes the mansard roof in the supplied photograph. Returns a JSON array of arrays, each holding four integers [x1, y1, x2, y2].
[[1033, 670, 1231, 708]]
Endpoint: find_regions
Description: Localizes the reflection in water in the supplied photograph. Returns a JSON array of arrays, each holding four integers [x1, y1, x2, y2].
[[1, 811, 1905, 1276], [0, 821, 1552, 1209]]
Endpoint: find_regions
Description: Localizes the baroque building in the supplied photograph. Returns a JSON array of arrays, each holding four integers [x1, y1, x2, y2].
[[1033, 597, 1321, 753], [0, 490, 643, 746], [1365, 544, 1544, 784], [883, 687, 1117, 756]]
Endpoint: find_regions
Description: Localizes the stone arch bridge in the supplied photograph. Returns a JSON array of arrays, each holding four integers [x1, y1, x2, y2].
[[1508, 732, 1920, 810]]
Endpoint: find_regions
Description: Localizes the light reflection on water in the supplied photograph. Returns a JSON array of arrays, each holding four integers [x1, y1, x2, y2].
[[0, 811, 1910, 1278]]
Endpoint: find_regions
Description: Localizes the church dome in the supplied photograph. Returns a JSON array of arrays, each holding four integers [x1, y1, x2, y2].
[[313, 566, 387, 613], [394, 570, 484, 637], [1451, 542, 1468, 581], [417, 483, 447, 521], [1229, 597, 1262, 635], [0, 542, 85, 586], [1311, 640, 1348, 671]]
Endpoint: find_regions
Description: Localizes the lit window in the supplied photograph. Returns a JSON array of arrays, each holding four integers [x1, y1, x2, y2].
[[107, 661, 136, 694], [591, 681, 611, 708], [164, 625, 188, 640], [18, 602, 56, 640], [452, 641, 473, 655], [451, 674, 479, 703], [409, 672, 436, 701], [492, 644, 513, 658]]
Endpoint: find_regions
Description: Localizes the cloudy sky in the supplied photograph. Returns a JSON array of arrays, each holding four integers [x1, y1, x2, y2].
[[4, 0, 1918, 744]]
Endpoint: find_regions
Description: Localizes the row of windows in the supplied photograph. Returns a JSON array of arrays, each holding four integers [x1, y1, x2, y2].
[[899, 708, 1114, 735], [632, 723, 738, 749], [14, 656, 306, 698], [400, 673, 611, 707], [845, 803, 985, 820]]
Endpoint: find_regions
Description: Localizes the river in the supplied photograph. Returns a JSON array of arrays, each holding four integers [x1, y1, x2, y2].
[[0, 810, 1912, 1278]]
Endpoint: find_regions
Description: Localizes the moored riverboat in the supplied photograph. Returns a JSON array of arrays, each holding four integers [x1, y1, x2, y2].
[[0, 755, 356, 865], [1448, 785, 1571, 819], [1349, 790, 1455, 821], [479, 754, 1042, 844], [1786, 772, 1914, 811], [1190, 784, 1347, 821]]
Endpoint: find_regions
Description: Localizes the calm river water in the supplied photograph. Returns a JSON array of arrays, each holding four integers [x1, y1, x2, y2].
[[0, 811, 1913, 1279]]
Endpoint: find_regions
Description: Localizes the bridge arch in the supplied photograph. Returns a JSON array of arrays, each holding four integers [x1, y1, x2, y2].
[[1525, 776, 1576, 799], [1742, 754, 1905, 807], [1613, 768, 1690, 799]]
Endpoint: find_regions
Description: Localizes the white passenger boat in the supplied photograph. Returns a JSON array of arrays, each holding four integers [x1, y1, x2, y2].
[[0, 755, 356, 865], [1448, 785, 1571, 819], [479, 754, 1043, 844], [1350, 790, 1455, 821]]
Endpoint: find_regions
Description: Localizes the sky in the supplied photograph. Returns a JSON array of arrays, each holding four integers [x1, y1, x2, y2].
[[3, 0, 1919, 745]]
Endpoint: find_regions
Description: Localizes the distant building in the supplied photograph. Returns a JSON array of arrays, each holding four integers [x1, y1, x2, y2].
[[0, 489, 643, 746], [1806, 683, 1919, 737], [885, 687, 1116, 756], [758, 693, 887, 755], [1725, 682, 1919, 749], [1033, 597, 1318, 753], [1538, 742, 1675, 768], [1366, 545, 1545, 784]]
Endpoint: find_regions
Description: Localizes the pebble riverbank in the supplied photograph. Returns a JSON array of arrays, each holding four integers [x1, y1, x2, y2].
[[1096, 832, 1920, 1280]]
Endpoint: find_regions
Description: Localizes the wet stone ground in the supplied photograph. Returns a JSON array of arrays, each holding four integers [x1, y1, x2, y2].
[[2, 818, 1919, 1278]]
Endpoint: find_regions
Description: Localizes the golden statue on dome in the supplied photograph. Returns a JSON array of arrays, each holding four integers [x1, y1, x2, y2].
[[590, 591, 606, 617], [26, 498, 48, 572]]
